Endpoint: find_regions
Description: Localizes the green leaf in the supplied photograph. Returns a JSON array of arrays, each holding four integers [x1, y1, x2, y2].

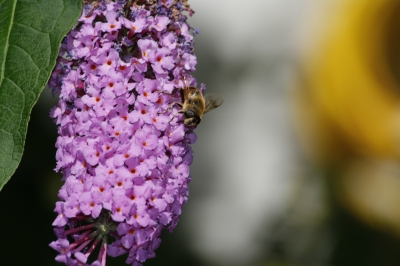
[[0, 0, 82, 191]]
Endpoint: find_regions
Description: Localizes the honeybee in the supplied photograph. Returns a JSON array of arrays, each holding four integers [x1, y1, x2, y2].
[[176, 79, 224, 126]]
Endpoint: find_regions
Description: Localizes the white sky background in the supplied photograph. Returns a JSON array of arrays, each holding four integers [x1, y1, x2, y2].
[[180, 0, 335, 265]]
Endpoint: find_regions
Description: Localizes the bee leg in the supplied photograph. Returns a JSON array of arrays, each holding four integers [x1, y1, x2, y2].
[[170, 87, 178, 95], [168, 110, 184, 123], [158, 101, 182, 114], [184, 127, 194, 135], [156, 88, 179, 97]]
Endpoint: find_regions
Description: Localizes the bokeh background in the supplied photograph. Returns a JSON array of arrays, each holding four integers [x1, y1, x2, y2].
[[3, 0, 400, 265]]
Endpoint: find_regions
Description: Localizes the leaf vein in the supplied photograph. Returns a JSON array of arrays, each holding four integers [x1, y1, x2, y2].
[[14, 21, 47, 35], [4, 77, 25, 96], [9, 44, 41, 71], [0, 0, 18, 85]]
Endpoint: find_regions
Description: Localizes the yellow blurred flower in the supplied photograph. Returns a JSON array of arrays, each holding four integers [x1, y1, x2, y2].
[[296, 0, 400, 161], [295, 0, 400, 235]]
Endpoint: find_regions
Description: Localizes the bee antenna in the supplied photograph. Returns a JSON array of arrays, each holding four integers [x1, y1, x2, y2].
[[182, 75, 187, 88], [181, 74, 190, 88], [182, 74, 196, 88]]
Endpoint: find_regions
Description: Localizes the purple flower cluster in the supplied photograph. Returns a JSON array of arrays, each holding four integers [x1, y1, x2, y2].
[[48, 1, 199, 265]]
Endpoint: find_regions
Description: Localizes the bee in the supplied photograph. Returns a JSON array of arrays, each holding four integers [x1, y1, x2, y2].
[[176, 79, 224, 126]]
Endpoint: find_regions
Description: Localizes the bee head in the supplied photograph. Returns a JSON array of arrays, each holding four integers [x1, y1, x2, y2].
[[184, 110, 201, 126]]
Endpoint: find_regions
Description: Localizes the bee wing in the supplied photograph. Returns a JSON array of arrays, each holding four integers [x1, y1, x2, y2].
[[204, 93, 224, 113]]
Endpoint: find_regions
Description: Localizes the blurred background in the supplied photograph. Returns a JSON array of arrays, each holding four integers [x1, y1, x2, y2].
[[3, 0, 400, 265]]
